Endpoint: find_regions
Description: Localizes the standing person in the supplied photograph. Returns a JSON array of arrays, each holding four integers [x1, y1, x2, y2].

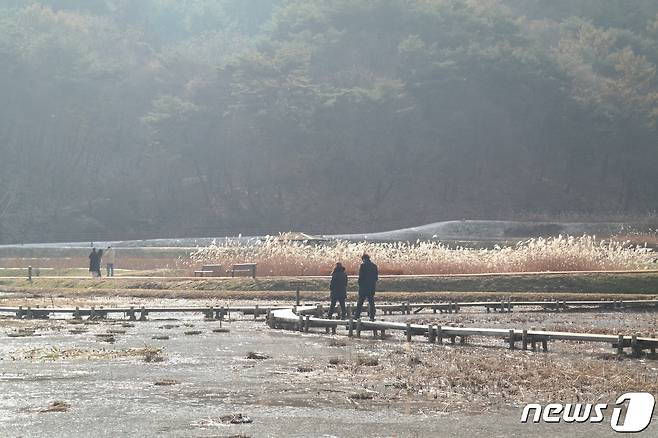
[[354, 254, 378, 321], [105, 246, 115, 277], [327, 262, 348, 319], [95, 248, 103, 277], [89, 248, 98, 277]]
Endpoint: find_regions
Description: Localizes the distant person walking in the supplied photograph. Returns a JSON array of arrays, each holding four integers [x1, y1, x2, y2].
[[327, 262, 348, 319], [354, 254, 378, 321], [89, 248, 101, 278], [105, 246, 115, 277]]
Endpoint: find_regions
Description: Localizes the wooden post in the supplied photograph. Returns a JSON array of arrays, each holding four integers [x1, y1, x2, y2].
[[348, 315, 354, 337], [617, 334, 624, 356], [380, 328, 385, 340], [304, 315, 310, 333], [295, 288, 300, 306], [16, 306, 24, 319], [631, 334, 640, 358], [316, 304, 322, 318], [74, 306, 81, 320], [541, 327, 548, 351], [356, 320, 362, 338], [28, 266, 32, 282], [254, 304, 259, 320], [90, 306, 96, 320], [127, 306, 135, 321], [406, 323, 412, 342], [508, 329, 515, 350], [139, 306, 147, 321], [522, 329, 528, 351], [331, 325, 336, 335], [298, 315, 304, 332], [428, 325, 435, 343], [530, 326, 536, 351], [437, 325, 443, 344]]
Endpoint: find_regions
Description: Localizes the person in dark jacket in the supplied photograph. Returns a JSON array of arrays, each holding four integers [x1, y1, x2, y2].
[[95, 248, 103, 277], [327, 262, 348, 319], [89, 248, 99, 277], [354, 254, 378, 321]]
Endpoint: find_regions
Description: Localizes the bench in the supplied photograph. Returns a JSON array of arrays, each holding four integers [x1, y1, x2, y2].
[[231, 263, 257, 279], [194, 264, 223, 277]]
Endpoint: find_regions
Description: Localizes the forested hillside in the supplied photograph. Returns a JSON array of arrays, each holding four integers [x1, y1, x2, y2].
[[1, 0, 658, 243]]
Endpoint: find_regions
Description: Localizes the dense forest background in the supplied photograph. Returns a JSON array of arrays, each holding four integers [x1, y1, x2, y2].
[[1, 0, 658, 243]]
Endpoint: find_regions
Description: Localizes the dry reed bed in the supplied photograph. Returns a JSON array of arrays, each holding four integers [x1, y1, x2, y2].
[[331, 342, 658, 411], [191, 235, 656, 276]]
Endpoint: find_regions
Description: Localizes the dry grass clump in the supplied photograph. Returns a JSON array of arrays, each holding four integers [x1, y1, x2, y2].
[[7, 346, 165, 362], [190, 235, 655, 276], [355, 355, 379, 366], [40, 400, 70, 413], [143, 348, 165, 362], [246, 351, 269, 360]]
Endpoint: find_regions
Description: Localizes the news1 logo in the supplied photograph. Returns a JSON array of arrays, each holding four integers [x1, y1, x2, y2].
[[521, 393, 655, 433]]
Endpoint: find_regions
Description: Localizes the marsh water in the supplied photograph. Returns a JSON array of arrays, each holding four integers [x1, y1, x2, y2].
[[0, 309, 652, 437]]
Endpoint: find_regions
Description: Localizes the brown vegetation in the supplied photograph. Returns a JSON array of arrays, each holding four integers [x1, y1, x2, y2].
[[191, 236, 656, 276]]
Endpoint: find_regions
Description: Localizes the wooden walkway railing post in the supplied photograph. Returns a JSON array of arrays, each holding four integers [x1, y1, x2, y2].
[[428, 324, 435, 343]]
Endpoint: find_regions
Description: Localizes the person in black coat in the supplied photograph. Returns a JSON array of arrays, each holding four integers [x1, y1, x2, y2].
[[89, 248, 99, 277], [354, 254, 378, 321], [327, 262, 348, 319], [95, 248, 103, 277]]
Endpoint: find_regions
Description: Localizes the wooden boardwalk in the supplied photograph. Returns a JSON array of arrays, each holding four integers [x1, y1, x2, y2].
[[2, 298, 656, 321], [267, 306, 658, 358], [3, 299, 658, 358], [378, 298, 658, 314], [0, 305, 282, 321]]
